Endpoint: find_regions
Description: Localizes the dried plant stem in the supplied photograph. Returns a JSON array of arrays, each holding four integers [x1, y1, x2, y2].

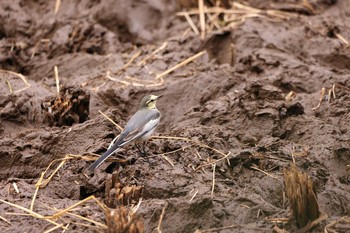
[[38, 159, 67, 188], [250, 166, 279, 179], [297, 213, 327, 233], [195, 152, 231, 171], [156, 205, 166, 233], [335, 33, 349, 46], [54, 66, 60, 94], [189, 189, 199, 201], [54, 0, 61, 14], [0, 215, 11, 225], [152, 135, 227, 158], [62, 222, 70, 233], [46, 196, 107, 220], [0, 69, 31, 93], [312, 87, 326, 110], [44, 223, 65, 233], [160, 155, 175, 167], [198, 0, 206, 39], [324, 216, 349, 232], [30, 172, 45, 211], [0, 199, 65, 229], [106, 71, 164, 87], [117, 51, 142, 73], [138, 41, 168, 66], [155, 51, 206, 80], [183, 13, 200, 35], [98, 110, 123, 131], [31, 39, 50, 58], [201, 224, 271, 232], [65, 212, 107, 229], [5, 79, 13, 93], [211, 164, 216, 198], [12, 182, 19, 193]]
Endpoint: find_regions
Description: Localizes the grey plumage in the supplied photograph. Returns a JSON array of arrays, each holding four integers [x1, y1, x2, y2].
[[89, 95, 161, 170]]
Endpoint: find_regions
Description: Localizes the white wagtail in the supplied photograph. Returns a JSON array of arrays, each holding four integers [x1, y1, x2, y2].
[[89, 94, 162, 170]]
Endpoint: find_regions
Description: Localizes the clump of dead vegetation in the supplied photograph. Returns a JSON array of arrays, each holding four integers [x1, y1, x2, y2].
[[104, 175, 144, 233], [284, 163, 327, 232], [41, 66, 90, 126]]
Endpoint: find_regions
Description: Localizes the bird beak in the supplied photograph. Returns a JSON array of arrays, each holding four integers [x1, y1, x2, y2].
[[156, 95, 163, 99]]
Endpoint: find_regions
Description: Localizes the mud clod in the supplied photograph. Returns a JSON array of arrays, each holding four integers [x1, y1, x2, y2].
[[1, 0, 350, 233]]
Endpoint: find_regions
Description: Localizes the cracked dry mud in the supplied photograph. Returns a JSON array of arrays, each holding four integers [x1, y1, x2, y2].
[[0, 0, 349, 232]]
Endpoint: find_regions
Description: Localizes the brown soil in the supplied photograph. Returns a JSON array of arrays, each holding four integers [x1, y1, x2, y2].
[[1, 0, 349, 232]]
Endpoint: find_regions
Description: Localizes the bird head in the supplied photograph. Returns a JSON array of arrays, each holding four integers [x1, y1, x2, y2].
[[140, 95, 163, 109]]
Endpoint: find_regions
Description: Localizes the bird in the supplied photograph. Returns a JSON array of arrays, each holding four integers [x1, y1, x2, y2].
[[89, 94, 162, 170]]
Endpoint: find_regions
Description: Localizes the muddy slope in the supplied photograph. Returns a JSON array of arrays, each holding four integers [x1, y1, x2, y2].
[[1, 0, 349, 232]]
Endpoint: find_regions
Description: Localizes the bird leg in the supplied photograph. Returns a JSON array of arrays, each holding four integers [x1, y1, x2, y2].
[[135, 142, 150, 163], [135, 142, 147, 157]]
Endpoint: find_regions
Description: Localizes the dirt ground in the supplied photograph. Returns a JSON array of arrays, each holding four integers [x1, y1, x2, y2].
[[0, 0, 349, 232]]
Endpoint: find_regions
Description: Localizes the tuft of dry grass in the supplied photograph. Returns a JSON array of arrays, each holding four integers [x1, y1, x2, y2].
[[284, 164, 327, 232], [177, 2, 296, 39], [105, 206, 144, 233]]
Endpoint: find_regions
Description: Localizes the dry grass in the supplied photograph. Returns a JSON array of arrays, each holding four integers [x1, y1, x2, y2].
[[104, 45, 205, 88], [250, 165, 280, 180], [210, 164, 216, 198], [324, 216, 350, 233], [0, 198, 66, 230], [30, 38, 50, 59], [198, 224, 272, 232], [312, 83, 350, 110], [98, 110, 123, 131], [0, 152, 112, 232], [0, 69, 31, 94], [156, 205, 167, 233], [155, 51, 206, 80], [54, 0, 61, 14], [0, 215, 11, 225], [189, 189, 199, 202], [334, 32, 349, 46], [138, 42, 168, 66], [177, 2, 296, 38], [54, 66, 60, 94]]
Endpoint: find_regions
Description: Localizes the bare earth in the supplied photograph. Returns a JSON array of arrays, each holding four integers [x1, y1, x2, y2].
[[0, 0, 349, 232]]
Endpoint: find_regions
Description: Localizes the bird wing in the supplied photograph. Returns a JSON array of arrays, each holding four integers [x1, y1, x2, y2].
[[120, 110, 160, 146], [88, 109, 160, 170]]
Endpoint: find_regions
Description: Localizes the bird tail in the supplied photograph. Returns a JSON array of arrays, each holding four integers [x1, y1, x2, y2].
[[88, 143, 121, 171]]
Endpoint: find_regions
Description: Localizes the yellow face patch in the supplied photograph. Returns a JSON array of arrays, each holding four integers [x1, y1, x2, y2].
[[145, 95, 158, 108]]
